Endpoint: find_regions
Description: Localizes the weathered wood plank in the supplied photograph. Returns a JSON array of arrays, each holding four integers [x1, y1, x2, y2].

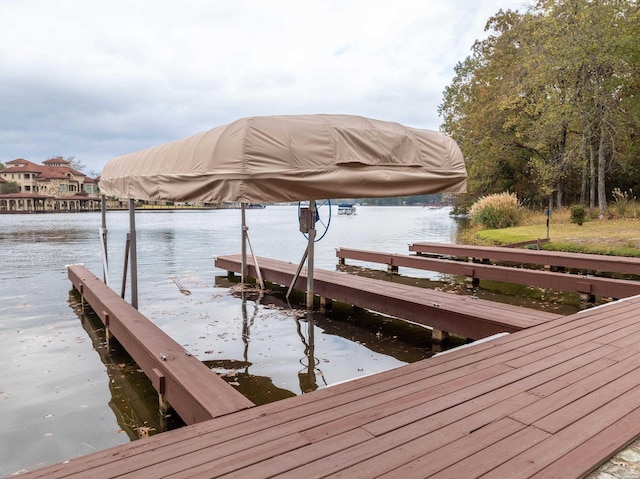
[[512, 351, 640, 425], [409, 242, 640, 276], [67, 264, 254, 425], [434, 425, 551, 478], [217, 429, 375, 479], [337, 247, 640, 298], [215, 254, 561, 340], [362, 342, 614, 438], [484, 384, 640, 478], [300, 363, 515, 443], [373, 417, 528, 479], [529, 406, 640, 479]]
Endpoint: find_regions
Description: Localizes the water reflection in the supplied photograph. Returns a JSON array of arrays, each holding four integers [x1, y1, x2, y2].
[[205, 290, 298, 405], [296, 314, 326, 394], [205, 290, 331, 403], [204, 278, 439, 407], [70, 292, 185, 439]]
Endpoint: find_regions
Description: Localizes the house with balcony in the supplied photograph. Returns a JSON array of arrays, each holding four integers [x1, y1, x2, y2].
[[0, 157, 100, 212]]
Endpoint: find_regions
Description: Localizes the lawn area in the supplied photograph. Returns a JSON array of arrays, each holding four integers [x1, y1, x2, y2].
[[473, 210, 640, 257]]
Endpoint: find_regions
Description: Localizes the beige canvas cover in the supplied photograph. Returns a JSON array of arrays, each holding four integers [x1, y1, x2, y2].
[[99, 114, 466, 203]]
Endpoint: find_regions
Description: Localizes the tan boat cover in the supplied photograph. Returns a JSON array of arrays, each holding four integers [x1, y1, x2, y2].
[[99, 114, 466, 203]]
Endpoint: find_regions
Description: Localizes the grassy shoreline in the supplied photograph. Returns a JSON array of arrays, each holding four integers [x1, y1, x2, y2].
[[468, 209, 640, 257]]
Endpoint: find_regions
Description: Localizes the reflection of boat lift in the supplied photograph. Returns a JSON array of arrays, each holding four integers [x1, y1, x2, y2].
[[295, 313, 327, 393], [241, 290, 262, 373], [237, 290, 327, 395], [207, 292, 298, 404]]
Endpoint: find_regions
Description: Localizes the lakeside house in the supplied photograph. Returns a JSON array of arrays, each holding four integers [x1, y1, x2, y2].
[[0, 157, 100, 212]]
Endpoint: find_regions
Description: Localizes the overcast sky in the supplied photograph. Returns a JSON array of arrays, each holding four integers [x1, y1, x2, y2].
[[0, 0, 529, 175]]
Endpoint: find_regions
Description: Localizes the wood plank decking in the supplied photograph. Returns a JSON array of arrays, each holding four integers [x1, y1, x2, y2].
[[21, 291, 640, 478], [336, 247, 640, 299], [214, 254, 562, 340], [409, 242, 640, 277]]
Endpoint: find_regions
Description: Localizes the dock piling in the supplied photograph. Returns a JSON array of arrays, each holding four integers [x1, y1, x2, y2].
[[431, 328, 450, 344]]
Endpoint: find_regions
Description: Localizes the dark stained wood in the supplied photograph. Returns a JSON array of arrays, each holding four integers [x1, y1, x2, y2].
[[409, 241, 640, 276], [489, 383, 640, 478], [215, 254, 561, 340], [371, 417, 529, 478], [19, 267, 640, 478], [529, 405, 640, 479], [512, 351, 640, 425], [67, 264, 254, 425], [336, 247, 640, 298]]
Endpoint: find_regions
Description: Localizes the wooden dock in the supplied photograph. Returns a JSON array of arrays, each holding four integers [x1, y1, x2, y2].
[[68, 264, 254, 424], [336, 247, 640, 299], [214, 254, 561, 340], [409, 242, 640, 276], [21, 287, 640, 478]]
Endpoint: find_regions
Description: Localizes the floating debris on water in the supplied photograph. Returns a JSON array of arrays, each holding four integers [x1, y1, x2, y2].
[[169, 276, 192, 295]]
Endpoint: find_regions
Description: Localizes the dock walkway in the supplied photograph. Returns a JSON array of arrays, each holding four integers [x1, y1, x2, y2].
[[409, 242, 640, 276], [214, 255, 561, 340], [22, 291, 640, 478], [336, 247, 640, 299]]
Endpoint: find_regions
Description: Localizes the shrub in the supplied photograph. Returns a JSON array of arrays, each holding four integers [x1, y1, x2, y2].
[[570, 204, 587, 226], [469, 192, 523, 229]]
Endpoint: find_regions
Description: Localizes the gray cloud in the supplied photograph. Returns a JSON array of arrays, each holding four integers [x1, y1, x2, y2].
[[0, 0, 528, 174]]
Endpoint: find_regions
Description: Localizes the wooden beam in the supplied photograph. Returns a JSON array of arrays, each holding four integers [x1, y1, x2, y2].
[[215, 255, 561, 341], [337, 247, 640, 299], [409, 242, 640, 276], [67, 264, 254, 425]]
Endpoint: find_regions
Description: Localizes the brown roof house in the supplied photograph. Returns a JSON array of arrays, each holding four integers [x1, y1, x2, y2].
[[0, 157, 100, 212]]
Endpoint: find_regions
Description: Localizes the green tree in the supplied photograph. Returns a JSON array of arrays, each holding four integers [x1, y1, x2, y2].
[[440, 9, 556, 209], [440, 0, 640, 214], [541, 0, 640, 214], [1, 181, 20, 194]]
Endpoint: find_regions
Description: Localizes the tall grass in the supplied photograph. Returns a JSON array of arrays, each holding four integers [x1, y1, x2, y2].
[[611, 188, 640, 219], [469, 192, 523, 229]]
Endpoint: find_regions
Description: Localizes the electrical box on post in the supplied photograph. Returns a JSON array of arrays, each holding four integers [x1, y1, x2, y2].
[[299, 207, 312, 233]]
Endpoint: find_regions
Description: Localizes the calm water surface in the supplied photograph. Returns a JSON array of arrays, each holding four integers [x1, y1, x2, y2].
[[0, 205, 461, 476]]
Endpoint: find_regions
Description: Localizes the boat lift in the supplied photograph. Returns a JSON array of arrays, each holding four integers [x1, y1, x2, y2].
[[96, 114, 467, 312]]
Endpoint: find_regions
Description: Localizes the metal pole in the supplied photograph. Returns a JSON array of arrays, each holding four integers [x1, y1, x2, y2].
[[245, 230, 265, 289], [100, 195, 109, 285], [287, 245, 308, 300], [128, 199, 138, 309], [241, 203, 247, 286], [306, 201, 316, 309], [121, 233, 130, 298]]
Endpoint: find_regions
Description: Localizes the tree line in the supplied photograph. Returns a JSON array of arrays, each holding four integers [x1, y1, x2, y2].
[[439, 0, 640, 214]]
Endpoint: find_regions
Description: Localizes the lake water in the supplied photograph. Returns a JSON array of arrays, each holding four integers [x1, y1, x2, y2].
[[0, 205, 465, 476]]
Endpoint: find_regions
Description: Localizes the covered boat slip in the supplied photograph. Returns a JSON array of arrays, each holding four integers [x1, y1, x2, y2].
[[20, 294, 640, 478], [97, 113, 467, 310], [98, 115, 467, 204]]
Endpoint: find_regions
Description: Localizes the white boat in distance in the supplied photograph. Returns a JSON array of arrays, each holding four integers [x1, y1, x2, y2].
[[338, 203, 357, 215]]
